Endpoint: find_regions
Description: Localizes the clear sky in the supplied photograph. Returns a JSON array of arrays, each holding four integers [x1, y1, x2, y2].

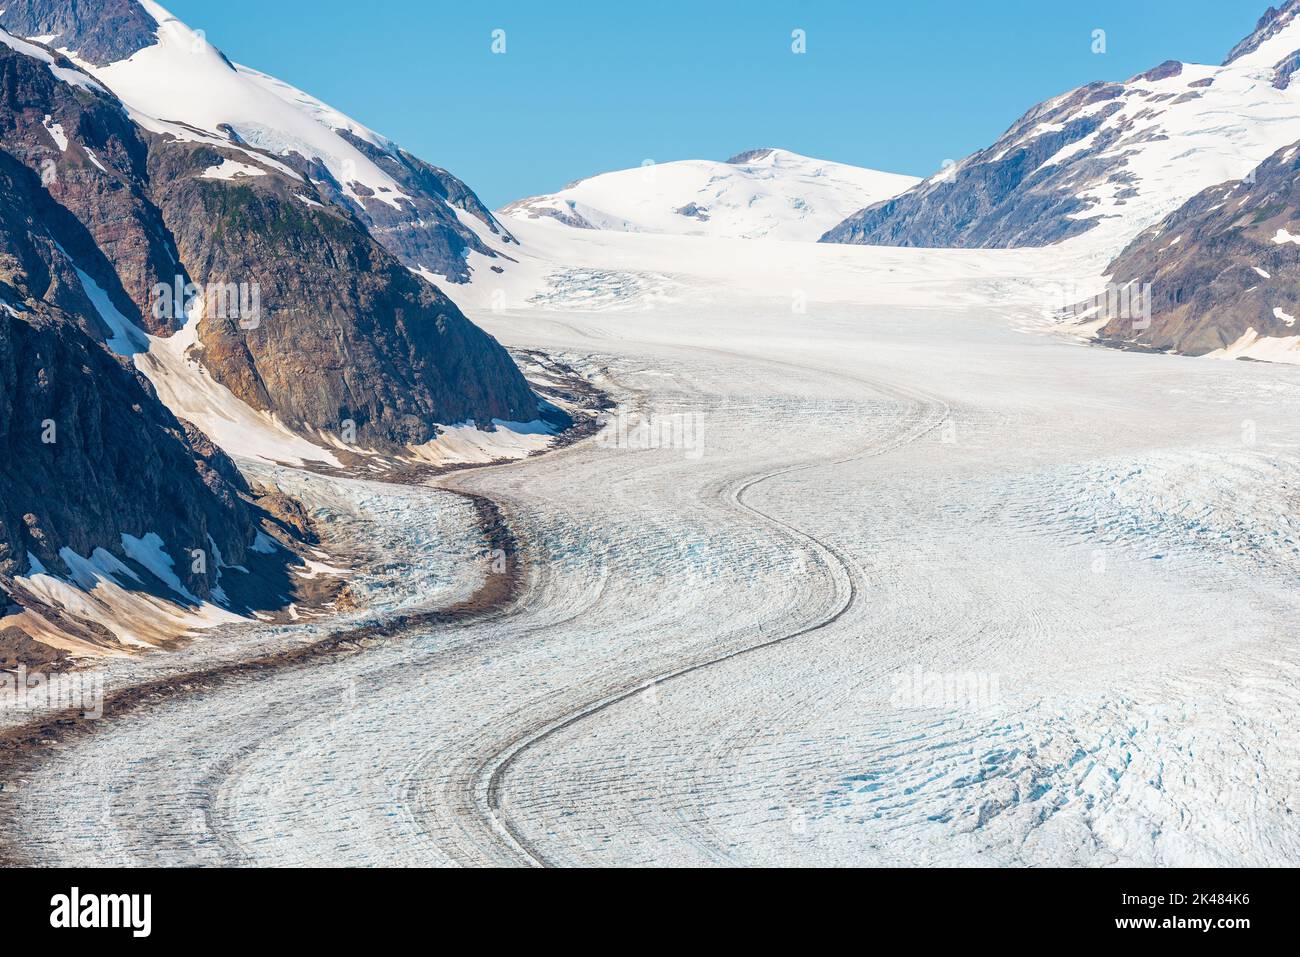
[[162, 0, 1274, 209]]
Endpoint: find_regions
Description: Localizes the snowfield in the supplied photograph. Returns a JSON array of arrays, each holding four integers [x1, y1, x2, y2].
[[501, 148, 918, 241], [3, 217, 1298, 867], [80, 0, 409, 209]]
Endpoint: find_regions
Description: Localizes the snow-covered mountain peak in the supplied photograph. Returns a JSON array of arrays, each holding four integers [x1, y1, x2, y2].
[[726, 147, 781, 165], [821, 2, 1300, 258], [75, 1, 409, 210], [500, 148, 919, 242], [0, 0, 513, 282], [1222, 0, 1300, 69]]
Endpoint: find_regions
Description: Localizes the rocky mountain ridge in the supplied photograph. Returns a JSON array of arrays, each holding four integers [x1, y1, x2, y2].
[[821, 2, 1300, 258], [0, 4, 549, 663], [1095, 137, 1300, 361]]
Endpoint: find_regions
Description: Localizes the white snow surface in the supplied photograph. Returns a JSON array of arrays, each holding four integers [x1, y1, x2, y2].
[[12, 543, 243, 654], [0, 26, 106, 93], [41, 114, 67, 151], [4, 7, 1299, 870], [120, 532, 198, 603], [501, 148, 919, 242], [199, 158, 267, 180], [917, 10, 1300, 262], [1207, 326, 1300, 363], [64, 1, 409, 210], [4, 215, 1296, 867]]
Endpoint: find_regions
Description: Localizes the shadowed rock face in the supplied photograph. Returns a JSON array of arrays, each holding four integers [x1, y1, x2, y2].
[[0, 154, 256, 595], [275, 130, 519, 285], [0, 0, 158, 66], [0, 40, 181, 335], [1099, 141, 1300, 355], [148, 140, 538, 447], [819, 83, 1124, 248], [330, 131, 519, 283], [0, 7, 542, 647]]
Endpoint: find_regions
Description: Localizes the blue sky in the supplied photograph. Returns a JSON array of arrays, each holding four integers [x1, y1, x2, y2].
[[163, 0, 1272, 209]]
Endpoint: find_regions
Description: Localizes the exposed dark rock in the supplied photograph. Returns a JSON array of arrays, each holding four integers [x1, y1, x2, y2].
[[0, 153, 257, 595], [1223, 0, 1300, 65], [147, 138, 538, 447], [1133, 60, 1184, 83], [332, 131, 518, 283], [1274, 50, 1300, 88], [0, 0, 548, 661], [0, 625, 70, 668], [0, 0, 158, 66], [821, 85, 1124, 248], [675, 202, 710, 221], [498, 197, 596, 229], [821, 4, 1300, 251], [2, 1, 515, 286], [0, 27, 541, 453], [1098, 139, 1300, 355], [727, 148, 776, 165], [249, 482, 319, 546], [0, 39, 181, 334]]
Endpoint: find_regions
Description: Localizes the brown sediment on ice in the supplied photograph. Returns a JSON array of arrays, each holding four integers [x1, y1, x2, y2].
[[0, 482, 349, 670], [0, 490, 521, 866], [294, 350, 614, 482], [0, 352, 607, 669], [0, 352, 614, 865]]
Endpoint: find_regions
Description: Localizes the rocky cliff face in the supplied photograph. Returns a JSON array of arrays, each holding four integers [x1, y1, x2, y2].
[[329, 130, 519, 281], [3, 1, 518, 284], [0, 0, 157, 66], [0, 151, 256, 597], [1097, 140, 1300, 358], [821, 2, 1300, 256], [820, 83, 1124, 248], [0, 21, 539, 451], [149, 138, 538, 446], [0, 34, 180, 335], [0, 5, 547, 660]]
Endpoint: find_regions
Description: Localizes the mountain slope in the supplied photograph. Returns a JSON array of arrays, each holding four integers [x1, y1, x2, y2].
[[143, 138, 540, 446], [0, 8, 545, 661], [822, 2, 1300, 256], [0, 26, 183, 336], [502, 148, 919, 242], [0, 0, 158, 66], [0, 0, 514, 283], [1096, 138, 1300, 361], [0, 17, 540, 455], [0, 145, 269, 657]]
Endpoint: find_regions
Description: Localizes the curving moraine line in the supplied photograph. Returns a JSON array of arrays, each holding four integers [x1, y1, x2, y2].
[[475, 365, 950, 867]]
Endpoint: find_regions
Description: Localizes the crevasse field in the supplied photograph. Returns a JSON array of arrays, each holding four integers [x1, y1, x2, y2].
[[5, 220, 1298, 867]]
